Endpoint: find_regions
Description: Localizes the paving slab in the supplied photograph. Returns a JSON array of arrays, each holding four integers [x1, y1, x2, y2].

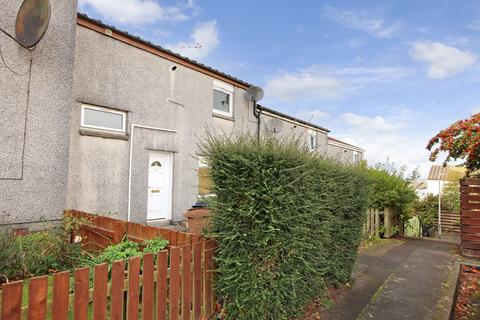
[[322, 238, 458, 320]]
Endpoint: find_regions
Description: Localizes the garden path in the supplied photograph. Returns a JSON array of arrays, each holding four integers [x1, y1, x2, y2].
[[322, 238, 458, 320]]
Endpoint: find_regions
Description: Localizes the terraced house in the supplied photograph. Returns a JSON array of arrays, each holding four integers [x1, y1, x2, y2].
[[0, 1, 364, 230]]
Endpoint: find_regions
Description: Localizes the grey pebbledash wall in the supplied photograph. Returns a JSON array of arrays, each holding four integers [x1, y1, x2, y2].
[[68, 25, 256, 223], [1, 5, 363, 227], [0, 0, 78, 225]]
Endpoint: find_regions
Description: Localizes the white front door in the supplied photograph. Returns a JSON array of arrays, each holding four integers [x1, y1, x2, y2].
[[147, 152, 173, 221]]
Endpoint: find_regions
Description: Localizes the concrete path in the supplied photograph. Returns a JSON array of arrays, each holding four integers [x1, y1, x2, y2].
[[322, 238, 458, 320]]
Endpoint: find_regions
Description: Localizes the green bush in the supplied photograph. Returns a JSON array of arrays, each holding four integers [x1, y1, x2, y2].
[[0, 230, 23, 282], [143, 238, 169, 254], [201, 134, 370, 320], [93, 237, 169, 265], [94, 239, 142, 264], [363, 162, 417, 220]]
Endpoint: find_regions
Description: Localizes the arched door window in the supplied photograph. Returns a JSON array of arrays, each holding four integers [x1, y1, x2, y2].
[[151, 161, 162, 167]]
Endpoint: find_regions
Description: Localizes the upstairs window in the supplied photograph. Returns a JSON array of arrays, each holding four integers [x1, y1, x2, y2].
[[308, 129, 317, 151], [353, 151, 360, 163], [213, 80, 234, 117], [81, 104, 126, 133]]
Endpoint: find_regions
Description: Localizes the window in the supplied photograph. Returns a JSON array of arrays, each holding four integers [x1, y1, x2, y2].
[[308, 130, 317, 151], [81, 104, 126, 133], [213, 80, 234, 117], [353, 151, 359, 163]]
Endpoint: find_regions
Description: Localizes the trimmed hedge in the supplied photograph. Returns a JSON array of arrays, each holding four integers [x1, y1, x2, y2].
[[201, 134, 370, 319]]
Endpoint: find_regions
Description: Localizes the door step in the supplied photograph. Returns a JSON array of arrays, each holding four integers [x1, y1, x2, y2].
[[146, 219, 172, 227]]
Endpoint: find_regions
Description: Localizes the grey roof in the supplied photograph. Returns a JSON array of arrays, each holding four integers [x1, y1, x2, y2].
[[257, 105, 330, 133], [77, 12, 252, 88], [427, 165, 448, 180]]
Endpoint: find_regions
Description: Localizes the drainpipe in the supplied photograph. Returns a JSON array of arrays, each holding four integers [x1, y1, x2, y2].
[[252, 100, 261, 142], [127, 124, 177, 221]]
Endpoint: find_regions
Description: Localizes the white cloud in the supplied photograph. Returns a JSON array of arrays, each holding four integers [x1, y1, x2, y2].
[[265, 74, 341, 102], [471, 106, 480, 114], [337, 112, 431, 177], [467, 20, 480, 31], [410, 41, 477, 79], [322, 5, 401, 39], [78, 0, 190, 25], [166, 21, 219, 60], [341, 113, 405, 132], [264, 65, 411, 103], [296, 109, 330, 122]]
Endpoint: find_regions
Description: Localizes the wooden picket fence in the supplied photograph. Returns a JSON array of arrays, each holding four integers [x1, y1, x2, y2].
[[460, 178, 480, 258], [0, 240, 216, 320], [438, 211, 460, 233], [67, 210, 204, 252], [363, 208, 380, 239]]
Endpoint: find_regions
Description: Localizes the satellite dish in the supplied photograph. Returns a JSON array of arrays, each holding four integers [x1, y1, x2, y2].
[[15, 0, 51, 48], [267, 118, 284, 133], [245, 86, 264, 102]]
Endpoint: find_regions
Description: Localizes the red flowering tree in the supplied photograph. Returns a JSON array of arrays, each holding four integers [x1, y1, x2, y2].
[[427, 113, 480, 175]]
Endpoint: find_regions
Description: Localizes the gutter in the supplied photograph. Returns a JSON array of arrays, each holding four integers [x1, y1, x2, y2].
[[127, 124, 176, 222], [327, 139, 365, 153]]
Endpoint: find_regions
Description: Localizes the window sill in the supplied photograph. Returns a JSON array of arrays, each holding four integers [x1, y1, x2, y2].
[[79, 128, 129, 140], [212, 112, 234, 122]]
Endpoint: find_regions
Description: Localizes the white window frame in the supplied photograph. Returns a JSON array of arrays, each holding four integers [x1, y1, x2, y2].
[[308, 129, 317, 152], [213, 80, 234, 117], [353, 151, 359, 163], [81, 104, 127, 133]]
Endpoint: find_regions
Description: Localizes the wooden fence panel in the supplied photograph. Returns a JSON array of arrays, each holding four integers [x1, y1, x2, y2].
[[142, 253, 155, 320], [110, 260, 126, 320], [204, 241, 214, 318], [157, 251, 168, 320], [169, 247, 182, 320], [93, 263, 108, 320], [28, 276, 48, 320], [52, 272, 70, 320], [461, 179, 480, 258], [2, 281, 23, 320], [193, 242, 203, 319], [74, 267, 90, 320], [182, 245, 192, 320], [2, 212, 215, 320], [127, 256, 141, 320]]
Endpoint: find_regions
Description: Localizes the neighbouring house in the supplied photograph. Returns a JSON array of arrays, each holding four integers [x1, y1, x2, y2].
[[0, 2, 364, 230], [426, 165, 466, 196], [327, 136, 365, 164]]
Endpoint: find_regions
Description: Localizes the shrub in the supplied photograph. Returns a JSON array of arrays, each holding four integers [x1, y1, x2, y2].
[[94, 239, 142, 264], [93, 237, 169, 265], [143, 238, 169, 254], [427, 113, 480, 175], [363, 162, 417, 220], [201, 133, 370, 320], [0, 230, 23, 282]]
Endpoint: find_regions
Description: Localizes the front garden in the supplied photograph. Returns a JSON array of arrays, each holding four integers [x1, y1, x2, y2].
[[0, 214, 169, 283], [0, 133, 424, 320]]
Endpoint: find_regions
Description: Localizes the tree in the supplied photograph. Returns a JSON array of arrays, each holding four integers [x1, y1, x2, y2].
[[427, 113, 480, 175]]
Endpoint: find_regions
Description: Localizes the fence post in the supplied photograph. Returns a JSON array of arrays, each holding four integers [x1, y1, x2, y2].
[[113, 221, 126, 243]]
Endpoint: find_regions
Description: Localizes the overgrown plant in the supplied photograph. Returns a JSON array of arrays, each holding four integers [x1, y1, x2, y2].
[[201, 133, 370, 320], [427, 113, 480, 175], [0, 230, 23, 282], [362, 161, 418, 221]]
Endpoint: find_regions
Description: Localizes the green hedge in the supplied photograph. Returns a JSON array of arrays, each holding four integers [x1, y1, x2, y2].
[[201, 134, 370, 319]]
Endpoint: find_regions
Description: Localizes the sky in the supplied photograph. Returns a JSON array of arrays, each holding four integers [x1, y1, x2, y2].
[[77, 0, 480, 178]]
